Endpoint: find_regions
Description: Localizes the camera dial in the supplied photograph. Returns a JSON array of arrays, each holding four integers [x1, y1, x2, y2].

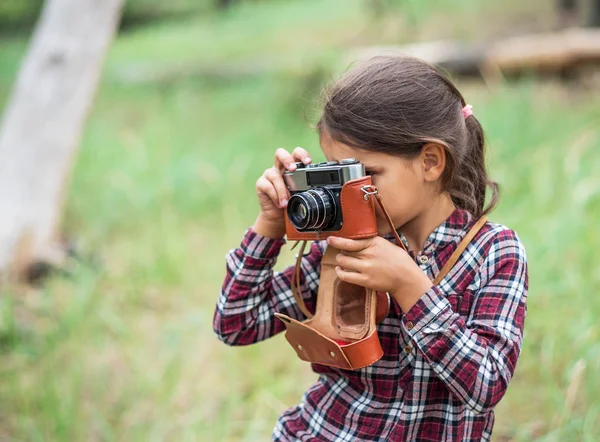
[[319, 161, 339, 166]]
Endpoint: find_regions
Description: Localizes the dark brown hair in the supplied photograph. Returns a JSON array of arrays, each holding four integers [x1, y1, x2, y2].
[[316, 55, 499, 218]]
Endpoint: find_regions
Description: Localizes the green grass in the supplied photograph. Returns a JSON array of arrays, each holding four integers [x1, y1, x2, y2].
[[1, 0, 599, 440]]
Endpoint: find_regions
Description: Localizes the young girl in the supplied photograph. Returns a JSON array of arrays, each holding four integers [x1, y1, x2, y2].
[[213, 55, 528, 441]]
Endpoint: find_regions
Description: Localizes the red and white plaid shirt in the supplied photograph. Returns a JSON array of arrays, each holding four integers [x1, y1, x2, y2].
[[214, 209, 528, 441]]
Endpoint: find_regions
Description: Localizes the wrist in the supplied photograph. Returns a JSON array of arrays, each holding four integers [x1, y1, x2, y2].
[[252, 213, 286, 239], [390, 272, 433, 314]]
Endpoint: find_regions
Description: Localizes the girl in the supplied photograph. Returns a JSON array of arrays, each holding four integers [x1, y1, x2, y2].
[[213, 55, 528, 441]]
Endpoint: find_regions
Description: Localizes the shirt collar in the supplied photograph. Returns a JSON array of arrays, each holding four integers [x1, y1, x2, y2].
[[384, 208, 474, 254]]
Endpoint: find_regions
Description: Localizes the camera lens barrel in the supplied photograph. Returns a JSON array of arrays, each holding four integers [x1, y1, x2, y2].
[[288, 187, 337, 231]]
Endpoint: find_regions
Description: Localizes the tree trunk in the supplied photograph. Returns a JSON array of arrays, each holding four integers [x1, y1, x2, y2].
[[0, 0, 124, 277], [349, 28, 600, 79]]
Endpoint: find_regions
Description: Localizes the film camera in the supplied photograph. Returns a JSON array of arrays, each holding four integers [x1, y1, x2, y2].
[[283, 158, 378, 241]]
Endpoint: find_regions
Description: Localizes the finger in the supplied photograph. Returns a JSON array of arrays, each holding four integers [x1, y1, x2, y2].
[[335, 253, 365, 273], [292, 147, 312, 165], [327, 236, 371, 252], [274, 148, 298, 172], [264, 167, 290, 207], [256, 175, 280, 207], [339, 249, 361, 258], [335, 266, 367, 287]]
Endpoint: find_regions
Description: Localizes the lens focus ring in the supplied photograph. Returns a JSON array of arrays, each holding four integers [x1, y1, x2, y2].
[[287, 188, 337, 231]]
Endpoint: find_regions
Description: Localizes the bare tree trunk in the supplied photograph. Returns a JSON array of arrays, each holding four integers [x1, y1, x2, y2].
[[0, 0, 124, 277]]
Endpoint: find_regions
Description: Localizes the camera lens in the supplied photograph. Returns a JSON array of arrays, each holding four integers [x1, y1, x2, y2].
[[287, 188, 337, 231], [290, 202, 309, 225]]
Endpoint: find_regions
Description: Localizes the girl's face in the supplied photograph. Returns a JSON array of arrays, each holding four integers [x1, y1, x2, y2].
[[320, 133, 436, 235]]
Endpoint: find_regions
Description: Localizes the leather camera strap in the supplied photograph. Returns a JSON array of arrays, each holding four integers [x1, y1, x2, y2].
[[373, 190, 407, 251], [432, 215, 487, 285], [289, 185, 487, 318], [291, 239, 313, 318]]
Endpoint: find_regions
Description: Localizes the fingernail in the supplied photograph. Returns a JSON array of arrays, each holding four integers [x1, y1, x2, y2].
[[326, 237, 331, 245], [281, 199, 288, 207], [304, 157, 311, 164], [289, 163, 297, 170]]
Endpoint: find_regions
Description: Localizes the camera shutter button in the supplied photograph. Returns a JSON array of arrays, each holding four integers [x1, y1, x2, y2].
[[340, 158, 358, 164]]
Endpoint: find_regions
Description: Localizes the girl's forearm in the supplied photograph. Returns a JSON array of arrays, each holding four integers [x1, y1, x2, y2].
[[214, 229, 325, 346]]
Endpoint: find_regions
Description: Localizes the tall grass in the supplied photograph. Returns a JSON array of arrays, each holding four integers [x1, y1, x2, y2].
[[1, 0, 599, 440]]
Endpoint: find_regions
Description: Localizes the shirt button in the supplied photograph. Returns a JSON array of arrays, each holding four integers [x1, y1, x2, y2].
[[418, 255, 429, 265], [403, 345, 413, 354], [405, 321, 414, 330]]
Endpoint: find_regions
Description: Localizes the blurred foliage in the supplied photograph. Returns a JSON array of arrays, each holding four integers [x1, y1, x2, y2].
[[1, 0, 599, 440], [0, 0, 44, 29]]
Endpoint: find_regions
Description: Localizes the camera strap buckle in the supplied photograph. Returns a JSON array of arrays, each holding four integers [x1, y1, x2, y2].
[[360, 185, 378, 200], [362, 185, 408, 252]]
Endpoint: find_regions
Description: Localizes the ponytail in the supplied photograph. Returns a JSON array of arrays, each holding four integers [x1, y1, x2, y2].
[[450, 113, 499, 218]]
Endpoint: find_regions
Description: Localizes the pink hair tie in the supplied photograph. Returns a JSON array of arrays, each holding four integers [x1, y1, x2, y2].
[[462, 104, 473, 119]]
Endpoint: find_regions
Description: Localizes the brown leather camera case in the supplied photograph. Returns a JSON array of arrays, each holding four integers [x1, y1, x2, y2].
[[275, 244, 384, 370], [276, 176, 385, 370]]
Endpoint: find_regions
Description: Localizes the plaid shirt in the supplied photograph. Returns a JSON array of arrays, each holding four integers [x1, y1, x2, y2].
[[214, 209, 528, 441]]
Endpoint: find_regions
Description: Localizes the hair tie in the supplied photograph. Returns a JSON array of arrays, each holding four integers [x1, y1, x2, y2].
[[462, 104, 473, 119]]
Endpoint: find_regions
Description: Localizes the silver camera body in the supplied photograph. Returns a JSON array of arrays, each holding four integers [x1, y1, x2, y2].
[[283, 158, 366, 232]]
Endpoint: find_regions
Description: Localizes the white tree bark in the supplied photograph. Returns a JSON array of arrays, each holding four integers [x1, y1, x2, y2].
[[0, 0, 124, 275]]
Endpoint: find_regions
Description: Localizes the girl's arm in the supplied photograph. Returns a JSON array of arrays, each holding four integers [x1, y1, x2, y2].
[[402, 228, 528, 415], [213, 228, 325, 346]]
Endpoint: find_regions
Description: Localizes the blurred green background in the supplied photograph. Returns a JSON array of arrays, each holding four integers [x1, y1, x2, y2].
[[1, 0, 599, 440]]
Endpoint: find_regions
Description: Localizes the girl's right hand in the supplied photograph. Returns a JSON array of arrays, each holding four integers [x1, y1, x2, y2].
[[254, 147, 312, 235]]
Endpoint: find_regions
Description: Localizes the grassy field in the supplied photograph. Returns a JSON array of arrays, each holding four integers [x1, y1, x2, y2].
[[1, 0, 600, 440]]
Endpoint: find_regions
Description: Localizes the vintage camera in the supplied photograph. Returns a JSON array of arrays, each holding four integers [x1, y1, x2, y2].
[[283, 158, 378, 241]]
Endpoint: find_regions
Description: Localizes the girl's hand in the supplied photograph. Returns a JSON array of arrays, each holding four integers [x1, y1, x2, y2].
[[327, 235, 433, 313], [253, 147, 312, 238]]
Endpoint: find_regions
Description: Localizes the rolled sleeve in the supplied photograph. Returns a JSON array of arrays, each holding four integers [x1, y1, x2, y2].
[[214, 227, 324, 346], [401, 285, 453, 335]]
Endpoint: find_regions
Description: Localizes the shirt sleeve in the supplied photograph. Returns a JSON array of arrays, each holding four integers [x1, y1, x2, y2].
[[213, 227, 325, 346], [402, 228, 528, 415]]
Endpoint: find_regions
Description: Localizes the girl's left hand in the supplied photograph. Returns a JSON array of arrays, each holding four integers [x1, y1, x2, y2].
[[326, 235, 434, 313]]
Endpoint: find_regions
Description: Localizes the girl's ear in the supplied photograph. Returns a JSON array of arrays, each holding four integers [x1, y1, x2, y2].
[[419, 143, 446, 182]]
